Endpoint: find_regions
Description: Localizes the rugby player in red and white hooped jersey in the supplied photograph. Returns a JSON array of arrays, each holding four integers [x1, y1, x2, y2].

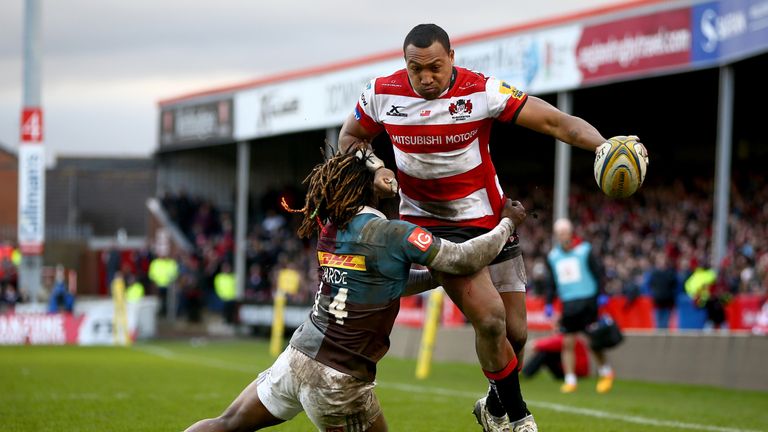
[[339, 24, 647, 432]]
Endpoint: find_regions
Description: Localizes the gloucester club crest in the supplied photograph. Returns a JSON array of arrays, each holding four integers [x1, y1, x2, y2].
[[448, 99, 472, 121]]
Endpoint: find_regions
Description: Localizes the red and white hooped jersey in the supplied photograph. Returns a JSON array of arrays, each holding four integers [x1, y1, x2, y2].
[[353, 66, 528, 230]]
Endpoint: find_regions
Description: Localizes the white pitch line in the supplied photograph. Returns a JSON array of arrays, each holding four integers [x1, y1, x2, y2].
[[136, 345, 255, 374], [379, 382, 764, 432], [135, 345, 764, 432]]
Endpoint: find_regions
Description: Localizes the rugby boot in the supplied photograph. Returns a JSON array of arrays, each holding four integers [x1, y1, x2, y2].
[[510, 414, 538, 432], [473, 397, 510, 432]]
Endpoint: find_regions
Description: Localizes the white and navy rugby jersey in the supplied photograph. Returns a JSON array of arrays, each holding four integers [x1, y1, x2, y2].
[[353, 66, 528, 230]]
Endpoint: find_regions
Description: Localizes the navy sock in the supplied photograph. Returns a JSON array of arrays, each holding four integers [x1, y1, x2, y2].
[[484, 358, 529, 422]]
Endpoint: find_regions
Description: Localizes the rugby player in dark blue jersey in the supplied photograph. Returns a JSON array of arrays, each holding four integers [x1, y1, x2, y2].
[[184, 151, 526, 432]]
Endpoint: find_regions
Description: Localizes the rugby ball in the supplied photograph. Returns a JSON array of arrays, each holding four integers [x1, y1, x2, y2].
[[593, 135, 648, 198]]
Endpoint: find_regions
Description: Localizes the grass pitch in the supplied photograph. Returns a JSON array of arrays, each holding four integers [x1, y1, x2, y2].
[[2, 340, 766, 431]]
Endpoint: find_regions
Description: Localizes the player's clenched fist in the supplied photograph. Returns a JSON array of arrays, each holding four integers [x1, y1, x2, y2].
[[502, 199, 526, 227]]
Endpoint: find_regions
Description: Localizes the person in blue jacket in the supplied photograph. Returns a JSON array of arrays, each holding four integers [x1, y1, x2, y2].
[[546, 218, 614, 394]]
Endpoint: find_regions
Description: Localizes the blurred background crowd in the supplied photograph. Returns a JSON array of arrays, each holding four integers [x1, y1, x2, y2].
[[517, 174, 768, 299], [3, 172, 767, 330]]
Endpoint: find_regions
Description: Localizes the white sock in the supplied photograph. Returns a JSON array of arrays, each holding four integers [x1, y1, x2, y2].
[[565, 373, 577, 386], [599, 365, 613, 377]]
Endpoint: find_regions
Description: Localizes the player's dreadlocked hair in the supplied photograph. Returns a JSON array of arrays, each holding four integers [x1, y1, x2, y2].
[[287, 151, 375, 239]]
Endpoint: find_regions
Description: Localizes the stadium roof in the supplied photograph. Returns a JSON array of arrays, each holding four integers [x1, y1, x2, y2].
[[158, 0, 669, 107], [156, 0, 768, 150]]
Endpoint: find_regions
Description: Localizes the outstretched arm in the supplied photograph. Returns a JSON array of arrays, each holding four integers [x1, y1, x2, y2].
[[515, 96, 606, 152], [428, 200, 526, 275]]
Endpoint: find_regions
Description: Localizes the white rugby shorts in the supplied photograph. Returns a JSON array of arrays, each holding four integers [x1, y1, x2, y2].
[[256, 346, 382, 432], [489, 254, 527, 293]]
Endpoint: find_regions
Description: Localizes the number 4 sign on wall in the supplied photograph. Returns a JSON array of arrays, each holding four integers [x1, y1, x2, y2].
[[20, 107, 43, 143]]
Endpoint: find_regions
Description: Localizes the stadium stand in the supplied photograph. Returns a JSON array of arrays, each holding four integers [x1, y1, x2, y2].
[[143, 168, 768, 333], [514, 174, 768, 299]]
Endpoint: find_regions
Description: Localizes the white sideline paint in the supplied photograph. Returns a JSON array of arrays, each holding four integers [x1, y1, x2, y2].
[[22, 391, 223, 401], [135, 345, 762, 432], [379, 382, 763, 432], [138, 344, 255, 373]]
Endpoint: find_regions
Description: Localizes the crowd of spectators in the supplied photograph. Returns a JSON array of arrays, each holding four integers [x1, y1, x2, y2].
[[121, 173, 768, 328], [160, 189, 317, 323], [1, 245, 77, 314], [3, 172, 767, 329], [513, 175, 768, 308], [0, 242, 21, 312]]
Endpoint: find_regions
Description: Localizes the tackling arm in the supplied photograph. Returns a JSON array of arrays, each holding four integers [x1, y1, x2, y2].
[[404, 199, 526, 294], [429, 218, 516, 275], [403, 220, 515, 293], [427, 199, 525, 275]]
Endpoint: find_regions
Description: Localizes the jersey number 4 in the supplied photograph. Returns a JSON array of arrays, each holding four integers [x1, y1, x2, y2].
[[328, 288, 349, 325]]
